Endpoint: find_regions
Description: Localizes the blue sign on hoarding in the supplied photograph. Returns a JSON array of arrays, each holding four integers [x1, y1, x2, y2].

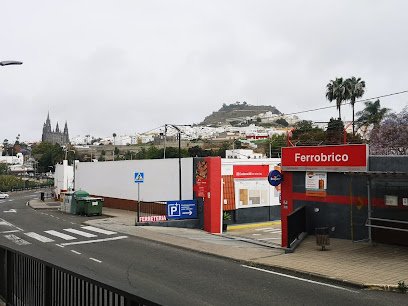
[[134, 172, 144, 183], [167, 200, 197, 219], [268, 170, 283, 186]]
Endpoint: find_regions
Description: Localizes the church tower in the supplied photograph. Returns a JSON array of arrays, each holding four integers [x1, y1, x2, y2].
[[41, 113, 70, 145]]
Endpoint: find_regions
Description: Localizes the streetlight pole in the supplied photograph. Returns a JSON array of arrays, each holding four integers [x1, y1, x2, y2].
[[166, 124, 183, 200]]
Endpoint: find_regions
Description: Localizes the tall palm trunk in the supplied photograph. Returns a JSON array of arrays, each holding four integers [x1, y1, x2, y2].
[[337, 98, 341, 119], [352, 101, 355, 137]]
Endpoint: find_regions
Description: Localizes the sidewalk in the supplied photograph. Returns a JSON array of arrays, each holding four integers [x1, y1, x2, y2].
[[29, 202, 408, 291]]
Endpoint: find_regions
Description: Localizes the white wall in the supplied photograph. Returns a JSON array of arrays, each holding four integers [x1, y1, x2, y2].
[[75, 158, 194, 202], [54, 160, 74, 196]]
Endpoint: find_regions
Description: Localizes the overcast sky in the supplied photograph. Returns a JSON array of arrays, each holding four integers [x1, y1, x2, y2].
[[1, 0, 407, 142]]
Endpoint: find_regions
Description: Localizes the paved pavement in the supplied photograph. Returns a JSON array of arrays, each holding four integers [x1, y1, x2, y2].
[[28, 199, 408, 292]]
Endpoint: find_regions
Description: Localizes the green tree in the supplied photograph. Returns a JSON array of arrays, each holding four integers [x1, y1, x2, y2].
[[275, 118, 289, 127], [0, 163, 9, 175], [356, 99, 389, 136], [326, 77, 349, 119], [32, 143, 64, 172], [346, 77, 366, 136], [291, 121, 326, 145], [326, 118, 344, 144], [263, 134, 286, 157]]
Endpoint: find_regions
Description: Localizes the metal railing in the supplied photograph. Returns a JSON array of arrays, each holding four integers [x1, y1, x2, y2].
[[287, 206, 307, 248], [0, 246, 158, 306], [366, 217, 408, 233], [136, 202, 167, 223]]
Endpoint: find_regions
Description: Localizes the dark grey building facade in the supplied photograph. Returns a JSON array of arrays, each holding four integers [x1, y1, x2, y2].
[[41, 113, 70, 145]]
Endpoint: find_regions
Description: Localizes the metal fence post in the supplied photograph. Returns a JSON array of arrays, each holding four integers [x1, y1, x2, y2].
[[6, 250, 14, 304], [44, 265, 52, 306]]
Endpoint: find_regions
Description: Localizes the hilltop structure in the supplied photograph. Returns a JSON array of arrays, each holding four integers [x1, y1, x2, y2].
[[41, 113, 70, 145]]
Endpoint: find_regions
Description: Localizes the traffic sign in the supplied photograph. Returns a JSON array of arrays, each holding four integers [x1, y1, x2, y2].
[[134, 172, 144, 183], [167, 200, 197, 219], [268, 170, 283, 186]]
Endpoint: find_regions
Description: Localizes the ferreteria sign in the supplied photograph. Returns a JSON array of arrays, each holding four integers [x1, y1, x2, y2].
[[281, 144, 368, 172]]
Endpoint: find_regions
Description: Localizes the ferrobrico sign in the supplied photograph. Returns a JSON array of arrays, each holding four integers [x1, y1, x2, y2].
[[281, 144, 368, 172]]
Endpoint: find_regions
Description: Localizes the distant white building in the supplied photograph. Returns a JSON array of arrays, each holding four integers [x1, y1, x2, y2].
[[225, 149, 265, 159], [0, 153, 24, 165]]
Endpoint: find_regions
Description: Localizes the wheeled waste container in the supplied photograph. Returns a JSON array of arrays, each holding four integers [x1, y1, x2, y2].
[[78, 197, 104, 216], [71, 190, 90, 215]]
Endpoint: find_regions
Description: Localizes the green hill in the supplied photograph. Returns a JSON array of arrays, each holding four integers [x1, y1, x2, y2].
[[200, 102, 281, 125]]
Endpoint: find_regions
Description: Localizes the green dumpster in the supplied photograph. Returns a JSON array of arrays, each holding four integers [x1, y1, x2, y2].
[[71, 190, 90, 215], [80, 197, 104, 216]]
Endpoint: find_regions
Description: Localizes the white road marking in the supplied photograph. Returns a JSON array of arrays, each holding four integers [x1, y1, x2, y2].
[[0, 218, 23, 231], [81, 226, 117, 235], [263, 229, 282, 233], [24, 232, 55, 243], [89, 258, 102, 263], [44, 230, 77, 240], [60, 236, 128, 246], [255, 227, 275, 231], [71, 250, 82, 255], [3, 209, 17, 213], [56, 244, 64, 248], [252, 234, 262, 236], [64, 228, 97, 238], [241, 265, 359, 293], [0, 230, 20, 234], [4, 234, 31, 245]]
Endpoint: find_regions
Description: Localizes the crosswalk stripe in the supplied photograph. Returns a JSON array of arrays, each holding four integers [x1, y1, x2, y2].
[[64, 228, 97, 238], [44, 230, 77, 240], [25, 232, 54, 243], [60, 236, 128, 246], [81, 226, 117, 235]]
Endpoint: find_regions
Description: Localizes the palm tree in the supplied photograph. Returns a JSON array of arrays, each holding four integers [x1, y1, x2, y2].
[[326, 78, 348, 120], [356, 99, 389, 136], [346, 77, 366, 136], [112, 133, 117, 161], [112, 133, 117, 145]]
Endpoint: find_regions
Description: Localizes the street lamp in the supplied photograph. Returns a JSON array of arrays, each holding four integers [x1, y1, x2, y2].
[[164, 124, 190, 200], [0, 61, 23, 66]]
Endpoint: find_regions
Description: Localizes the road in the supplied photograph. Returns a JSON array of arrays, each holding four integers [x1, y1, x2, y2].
[[0, 191, 406, 306]]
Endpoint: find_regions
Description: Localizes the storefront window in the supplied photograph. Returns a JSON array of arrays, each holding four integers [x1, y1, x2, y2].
[[237, 180, 270, 208]]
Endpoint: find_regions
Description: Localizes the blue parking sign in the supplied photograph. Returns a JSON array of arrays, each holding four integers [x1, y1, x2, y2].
[[167, 200, 197, 219]]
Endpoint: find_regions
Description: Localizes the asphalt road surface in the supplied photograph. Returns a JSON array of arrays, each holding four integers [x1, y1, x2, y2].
[[1, 191, 407, 306]]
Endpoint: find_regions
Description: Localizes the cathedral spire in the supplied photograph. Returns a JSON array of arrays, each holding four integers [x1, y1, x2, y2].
[[55, 122, 60, 133]]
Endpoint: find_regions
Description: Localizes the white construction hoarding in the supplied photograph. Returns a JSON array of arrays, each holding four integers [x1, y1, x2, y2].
[[75, 158, 193, 202]]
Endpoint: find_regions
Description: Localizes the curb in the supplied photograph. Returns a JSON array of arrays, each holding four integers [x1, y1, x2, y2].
[[227, 221, 281, 231], [82, 219, 397, 293]]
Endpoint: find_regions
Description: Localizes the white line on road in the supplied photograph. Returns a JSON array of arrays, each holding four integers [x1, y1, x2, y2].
[[0, 230, 20, 234], [56, 244, 64, 248], [255, 227, 276, 231], [81, 226, 117, 235], [45, 230, 77, 240], [4, 234, 31, 246], [0, 218, 23, 231], [252, 234, 262, 236], [89, 258, 102, 263], [71, 250, 82, 255], [241, 265, 359, 293], [25, 232, 55, 243], [64, 228, 97, 238], [60, 236, 128, 246]]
